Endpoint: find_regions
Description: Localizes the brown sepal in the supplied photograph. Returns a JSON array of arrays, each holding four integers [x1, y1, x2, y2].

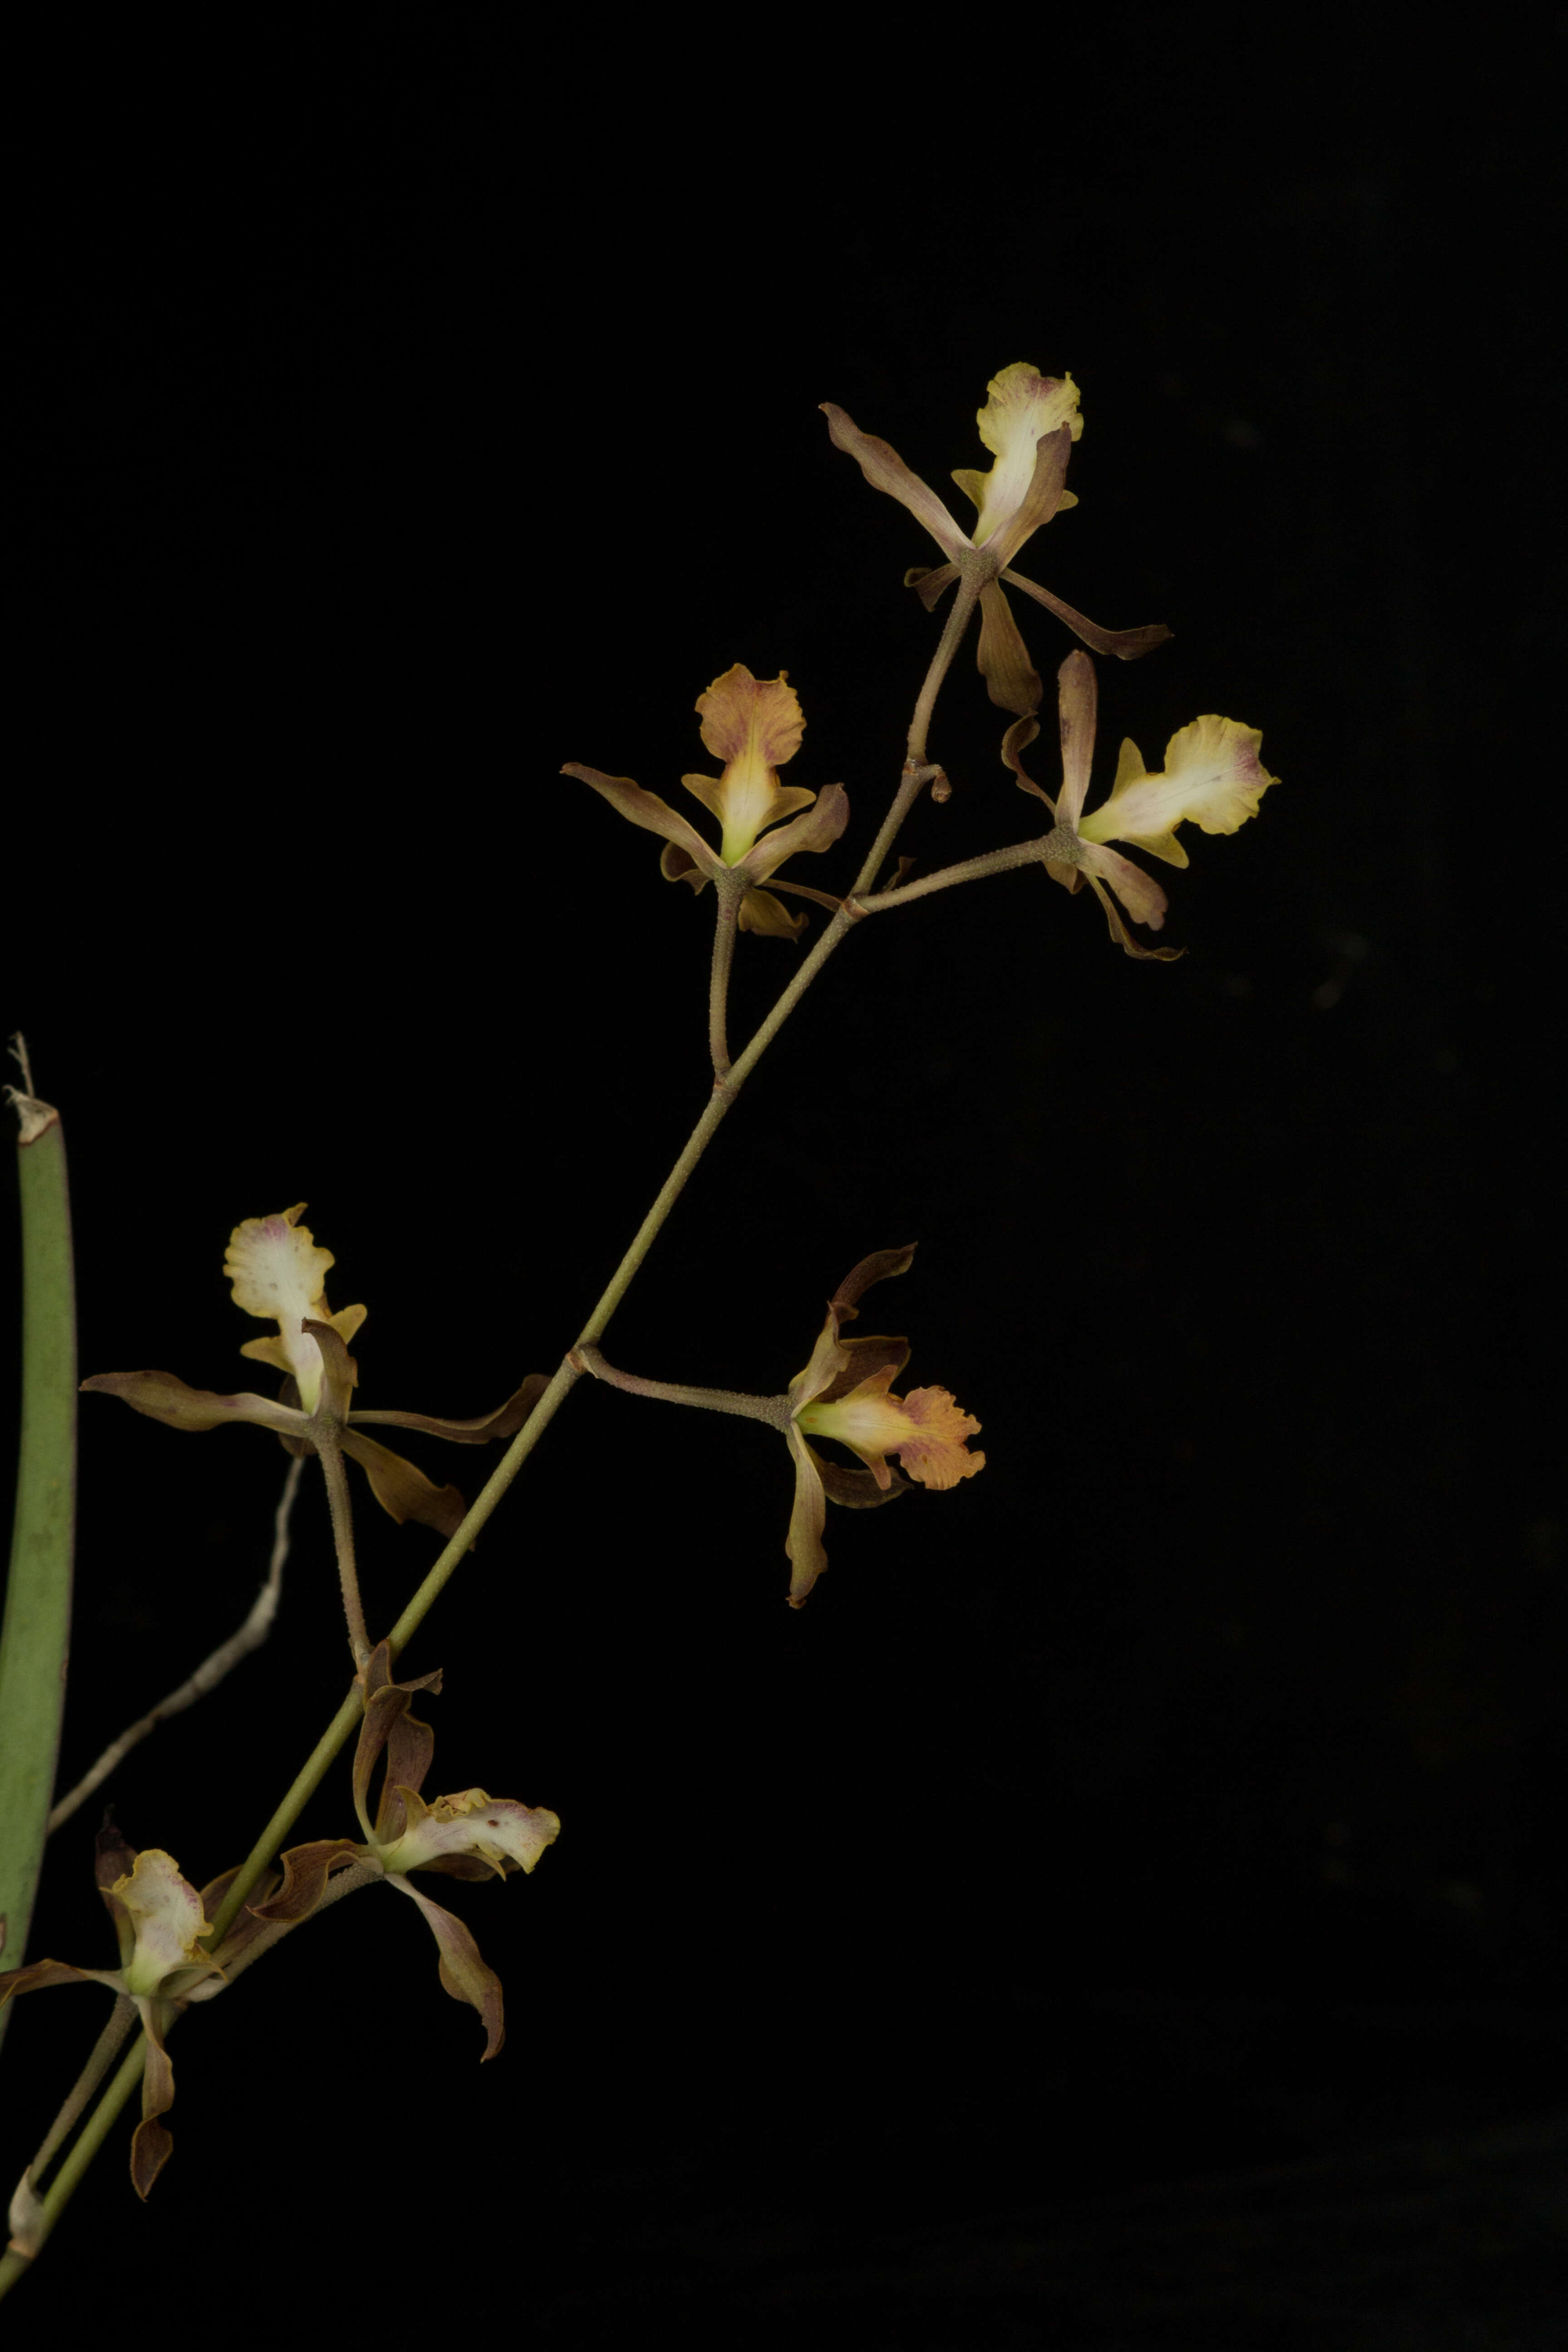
[[0, 1958, 104, 2002], [1000, 570, 1172, 661], [130, 2117, 174, 2202], [248, 1839, 363, 1926], [660, 841, 710, 895], [1000, 714, 1054, 809], [302, 1318, 358, 1422], [831, 1247, 917, 1322], [905, 562, 959, 612], [817, 1457, 911, 1509], [340, 1430, 468, 1538], [354, 1643, 444, 1842], [813, 1332, 912, 1406], [130, 2021, 179, 2200], [347, 1372, 549, 1447], [94, 1816, 136, 1891]]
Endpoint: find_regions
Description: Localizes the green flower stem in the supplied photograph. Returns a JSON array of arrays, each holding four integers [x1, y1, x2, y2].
[[48, 1457, 302, 1835], [573, 1346, 789, 1430], [4, 574, 984, 2300], [0, 1061, 76, 2042]]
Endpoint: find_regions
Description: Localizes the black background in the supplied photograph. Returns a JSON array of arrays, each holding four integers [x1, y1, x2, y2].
[[5, 19, 1564, 2346]]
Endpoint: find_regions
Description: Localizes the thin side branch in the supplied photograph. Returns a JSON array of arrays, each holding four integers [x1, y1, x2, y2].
[[48, 1458, 304, 1835], [857, 833, 1054, 914], [573, 1345, 789, 1429]]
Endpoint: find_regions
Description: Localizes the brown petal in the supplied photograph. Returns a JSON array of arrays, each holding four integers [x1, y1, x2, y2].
[[340, 1430, 467, 1537], [347, 1372, 548, 1447], [660, 840, 711, 896], [0, 1958, 110, 2000], [738, 888, 806, 938], [1056, 650, 1098, 830], [813, 1332, 911, 1406], [1079, 838, 1172, 932], [906, 562, 960, 612], [784, 1427, 830, 1607], [986, 424, 1073, 572], [816, 1456, 911, 1509], [80, 1370, 310, 1439], [741, 781, 850, 886], [302, 1318, 358, 1423], [130, 2007, 178, 2201], [1001, 570, 1172, 660], [248, 1839, 364, 1925], [820, 405, 973, 562], [129, 2117, 174, 2200], [1000, 715, 1055, 811], [389, 1877, 507, 2060], [354, 1644, 444, 1840], [563, 763, 723, 879], [976, 581, 1042, 716], [1084, 872, 1184, 962], [831, 1246, 917, 1322]]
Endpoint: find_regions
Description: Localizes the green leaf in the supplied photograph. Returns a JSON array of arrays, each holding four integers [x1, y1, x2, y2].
[[0, 1075, 77, 2049]]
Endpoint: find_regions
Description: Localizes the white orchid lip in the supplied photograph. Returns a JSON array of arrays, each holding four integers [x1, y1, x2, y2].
[[376, 1789, 560, 1879], [225, 1203, 366, 1414], [953, 363, 1083, 548], [111, 1850, 210, 1998], [1078, 714, 1276, 852]]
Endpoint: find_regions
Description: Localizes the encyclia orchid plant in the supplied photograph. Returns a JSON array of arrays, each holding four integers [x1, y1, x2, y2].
[[1, 356, 1276, 2303]]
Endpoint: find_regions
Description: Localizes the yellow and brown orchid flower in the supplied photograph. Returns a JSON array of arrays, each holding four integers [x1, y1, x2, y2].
[[1006, 650, 1278, 960], [784, 1247, 984, 1607], [0, 1823, 277, 2206], [82, 1205, 545, 1540], [243, 1644, 559, 2060], [573, 1249, 983, 1609], [564, 663, 848, 937], [822, 362, 1171, 718]]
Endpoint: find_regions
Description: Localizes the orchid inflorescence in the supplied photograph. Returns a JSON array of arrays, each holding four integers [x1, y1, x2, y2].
[[2, 358, 1275, 2287]]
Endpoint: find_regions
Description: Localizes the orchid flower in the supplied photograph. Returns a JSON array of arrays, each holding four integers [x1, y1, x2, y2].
[[784, 1247, 984, 1607], [572, 1249, 983, 1609], [564, 663, 848, 937], [1004, 650, 1278, 960], [822, 363, 1171, 718], [0, 1823, 273, 2202], [242, 1644, 559, 2060], [82, 1205, 545, 1540]]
